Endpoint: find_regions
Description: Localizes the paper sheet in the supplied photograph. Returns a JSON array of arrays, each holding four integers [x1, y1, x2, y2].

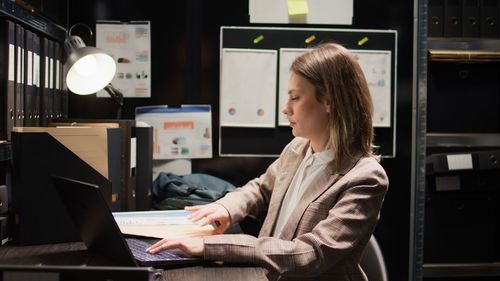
[[278, 48, 309, 126], [351, 50, 392, 127], [278, 48, 392, 127], [96, 21, 151, 98], [113, 210, 215, 239], [135, 105, 212, 159], [220, 48, 278, 128]]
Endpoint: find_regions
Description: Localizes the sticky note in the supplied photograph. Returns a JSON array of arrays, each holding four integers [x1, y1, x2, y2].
[[288, 0, 308, 16]]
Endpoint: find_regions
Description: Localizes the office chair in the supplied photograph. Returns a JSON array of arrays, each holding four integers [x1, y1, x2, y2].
[[360, 235, 389, 281]]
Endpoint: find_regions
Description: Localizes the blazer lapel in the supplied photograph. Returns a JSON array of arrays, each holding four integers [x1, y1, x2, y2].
[[258, 140, 308, 237], [279, 152, 363, 240]]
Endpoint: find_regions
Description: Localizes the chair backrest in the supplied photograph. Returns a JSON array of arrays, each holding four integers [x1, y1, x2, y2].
[[360, 235, 388, 281]]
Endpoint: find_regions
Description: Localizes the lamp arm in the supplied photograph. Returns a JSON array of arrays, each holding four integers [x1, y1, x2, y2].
[[103, 84, 124, 119]]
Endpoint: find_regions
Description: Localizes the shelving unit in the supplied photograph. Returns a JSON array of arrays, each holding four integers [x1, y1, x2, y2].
[[423, 53, 500, 278], [423, 262, 500, 278], [0, 0, 66, 42], [0, 0, 67, 245], [427, 133, 500, 148], [428, 38, 500, 51], [417, 5, 500, 281]]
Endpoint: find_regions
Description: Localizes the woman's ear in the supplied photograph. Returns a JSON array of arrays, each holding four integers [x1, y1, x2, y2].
[[324, 100, 331, 113]]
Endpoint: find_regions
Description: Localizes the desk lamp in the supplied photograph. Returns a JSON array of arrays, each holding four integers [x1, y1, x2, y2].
[[64, 23, 124, 119]]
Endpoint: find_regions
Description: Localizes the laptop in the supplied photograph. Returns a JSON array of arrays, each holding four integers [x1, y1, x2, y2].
[[50, 175, 203, 267]]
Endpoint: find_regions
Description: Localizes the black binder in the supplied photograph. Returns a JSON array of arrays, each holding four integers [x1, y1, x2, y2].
[[134, 126, 153, 210], [53, 42, 62, 119], [480, 0, 499, 37], [462, 0, 481, 37], [444, 0, 463, 37], [14, 24, 25, 127], [425, 150, 500, 262], [23, 29, 36, 126], [32, 33, 41, 126], [40, 37, 50, 126], [48, 39, 55, 120], [429, 0, 445, 37], [0, 20, 17, 140]]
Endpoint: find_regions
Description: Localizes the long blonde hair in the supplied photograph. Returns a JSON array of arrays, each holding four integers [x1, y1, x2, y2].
[[291, 43, 375, 168]]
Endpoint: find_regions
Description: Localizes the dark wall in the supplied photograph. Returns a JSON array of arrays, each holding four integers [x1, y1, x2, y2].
[[67, 1, 414, 280]]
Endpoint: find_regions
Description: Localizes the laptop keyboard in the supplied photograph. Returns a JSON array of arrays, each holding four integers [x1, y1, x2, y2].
[[126, 238, 184, 261]]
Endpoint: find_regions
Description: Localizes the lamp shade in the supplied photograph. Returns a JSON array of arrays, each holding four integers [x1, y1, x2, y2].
[[64, 35, 116, 95]]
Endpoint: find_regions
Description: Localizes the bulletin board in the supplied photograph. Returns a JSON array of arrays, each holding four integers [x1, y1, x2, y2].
[[219, 26, 397, 157]]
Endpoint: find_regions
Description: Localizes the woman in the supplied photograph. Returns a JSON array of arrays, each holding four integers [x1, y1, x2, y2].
[[148, 43, 388, 281]]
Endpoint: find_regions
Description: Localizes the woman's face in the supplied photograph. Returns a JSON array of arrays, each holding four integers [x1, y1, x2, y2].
[[282, 72, 330, 149]]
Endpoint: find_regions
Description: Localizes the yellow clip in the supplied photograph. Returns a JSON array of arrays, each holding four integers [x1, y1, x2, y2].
[[305, 35, 316, 44], [253, 35, 264, 44], [358, 37, 369, 46]]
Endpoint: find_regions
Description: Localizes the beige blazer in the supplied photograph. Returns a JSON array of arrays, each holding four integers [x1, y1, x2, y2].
[[204, 137, 389, 281]]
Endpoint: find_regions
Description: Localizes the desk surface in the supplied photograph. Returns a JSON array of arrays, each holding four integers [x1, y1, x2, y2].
[[0, 241, 267, 281]]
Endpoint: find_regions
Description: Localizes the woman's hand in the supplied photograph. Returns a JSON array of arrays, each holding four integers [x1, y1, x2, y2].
[[147, 237, 204, 256], [185, 204, 231, 234]]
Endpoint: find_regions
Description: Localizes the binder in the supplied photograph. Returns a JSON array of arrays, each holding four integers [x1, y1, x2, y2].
[[32, 33, 41, 126], [14, 24, 25, 127], [23, 29, 36, 126], [462, 0, 481, 37], [444, 0, 463, 37], [134, 126, 153, 210], [53, 42, 62, 119], [40, 37, 50, 126], [48, 39, 55, 120], [107, 127, 123, 212], [429, 0, 445, 37], [480, 0, 499, 37], [0, 20, 16, 140], [40, 38, 54, 125]]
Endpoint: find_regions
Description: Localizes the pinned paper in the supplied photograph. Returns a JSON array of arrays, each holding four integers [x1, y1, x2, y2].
[[358, 36, 369, 46], [288, 0, 309, 16]]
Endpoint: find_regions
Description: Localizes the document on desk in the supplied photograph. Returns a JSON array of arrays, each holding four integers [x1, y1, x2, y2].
[[112, 210, 216, 239]]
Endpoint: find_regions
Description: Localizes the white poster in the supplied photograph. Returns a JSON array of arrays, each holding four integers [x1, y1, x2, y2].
[[352, 50, 392, 127], [96, 21, 151, 98], [220, 48, 278, 128], [278, 48, 309, 126], [135, 105, 212, 159]]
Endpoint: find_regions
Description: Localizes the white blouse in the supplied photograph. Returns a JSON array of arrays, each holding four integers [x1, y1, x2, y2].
[[272, 145, 334, 237]]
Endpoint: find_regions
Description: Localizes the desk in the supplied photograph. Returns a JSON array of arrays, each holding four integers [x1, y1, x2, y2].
[[0, 242, 267, 281]]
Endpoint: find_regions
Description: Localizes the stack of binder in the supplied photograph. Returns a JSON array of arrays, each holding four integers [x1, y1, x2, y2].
[[0, 20, 16, 141], [0, 19, 66, 141], [428, 0, 499, 38]]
